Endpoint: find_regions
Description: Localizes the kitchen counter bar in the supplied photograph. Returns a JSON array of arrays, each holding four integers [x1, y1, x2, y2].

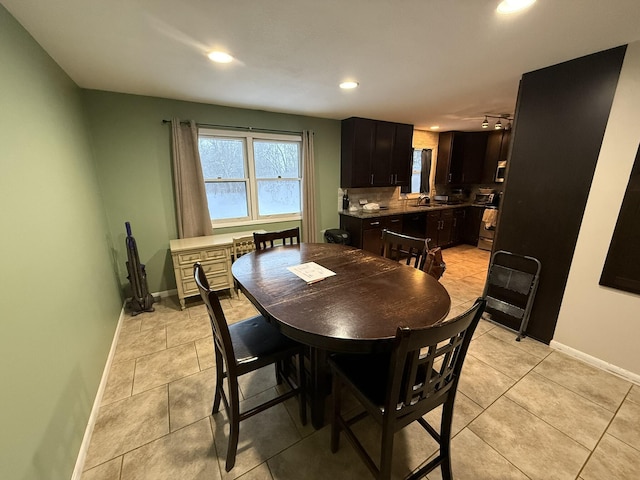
[[340, 202, 486, 219]]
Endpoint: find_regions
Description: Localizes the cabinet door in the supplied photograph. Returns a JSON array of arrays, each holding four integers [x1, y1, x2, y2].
[[426, 211, 441, 246], [362, 227, 384, 254], [341, 118, 375, 187], [482, 130, 502, 183], [370, 121, 395, 186], [435, 132, 454, 185], [391, 123, 414, 187], [463, 207, 484, 246], [460, 132, 488, 184], [439, 210, 454, 247], [452, 208, 466, 245]]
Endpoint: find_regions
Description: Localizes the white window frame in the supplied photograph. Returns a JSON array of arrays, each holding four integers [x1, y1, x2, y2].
[[199, 128, 303, 228]]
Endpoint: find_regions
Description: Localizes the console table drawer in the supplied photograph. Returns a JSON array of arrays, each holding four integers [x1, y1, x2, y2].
[[176, 251, 204, 265], [179, 259, 227, 279]]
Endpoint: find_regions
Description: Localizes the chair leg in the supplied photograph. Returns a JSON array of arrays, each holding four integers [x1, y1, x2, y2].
[[212, 350, 224, 414], [297, 352, 307, 425], [439, 398, 455, 480], [225, 377, 241, 472], [330, 374, 341, 453], [379, 421, 394, 480]]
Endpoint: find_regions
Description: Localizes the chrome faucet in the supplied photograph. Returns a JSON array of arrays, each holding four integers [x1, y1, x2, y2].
[[416, 194, 430, 206]]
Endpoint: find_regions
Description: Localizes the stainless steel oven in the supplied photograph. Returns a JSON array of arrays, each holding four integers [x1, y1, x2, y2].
[[478, 206, 498, 251]]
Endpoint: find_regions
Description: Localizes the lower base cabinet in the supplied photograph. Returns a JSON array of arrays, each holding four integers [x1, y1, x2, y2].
[[339, 214, 403, 254], [463, 207, 485, 246], [426, 209, 454, 248]]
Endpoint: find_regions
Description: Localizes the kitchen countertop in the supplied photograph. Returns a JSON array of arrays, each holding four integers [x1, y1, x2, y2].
[[339, 202, 489, 219]]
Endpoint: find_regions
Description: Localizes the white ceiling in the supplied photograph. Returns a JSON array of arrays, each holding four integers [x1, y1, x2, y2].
[[3, 0, 640, 131]]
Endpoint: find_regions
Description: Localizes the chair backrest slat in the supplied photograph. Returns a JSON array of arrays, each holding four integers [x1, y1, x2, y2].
[[380, 229, 429, 269], [254, 227, 300, 251], [389, 299, 485, 415]]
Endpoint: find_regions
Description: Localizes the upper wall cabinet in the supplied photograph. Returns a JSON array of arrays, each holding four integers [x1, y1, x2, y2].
[[482, 130, 511, 183], [341, 117, 414, 189], [435, 131, 488, 185]]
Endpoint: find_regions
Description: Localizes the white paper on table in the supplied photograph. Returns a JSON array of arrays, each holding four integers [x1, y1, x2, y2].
[[287, 262, 336, 284]]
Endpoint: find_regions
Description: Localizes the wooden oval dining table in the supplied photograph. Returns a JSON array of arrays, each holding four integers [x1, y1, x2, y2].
[[232, 242, 451, 428]]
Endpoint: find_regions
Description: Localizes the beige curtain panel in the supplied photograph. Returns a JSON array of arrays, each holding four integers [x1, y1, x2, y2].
[[171, 119, 213, 239], [301, 130, 318, 242]]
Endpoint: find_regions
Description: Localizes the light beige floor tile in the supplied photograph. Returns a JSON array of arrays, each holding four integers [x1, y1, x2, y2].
[[505, 372, 613, 449], [195, 336, 216, 370], [121, 418, 219, 480], [267, 426, 373, 480], [113, 325, 166, 363], [607, 398, 640, 450], [119, 316, 142, 335], [235, 462, 273, 480], [238, 365, 279, 399], [101, 359, 135, 406], [81, 457, 122, 480], [533, 352, 631, 412], [581, 433, 640, 480], [627, 384, 640, 404], [169, 368, 216, 432], [486, 326, 552, 361], [469, 397, 590, 480], [425, 428, 528, 480], [132, 343, 200, 395], [457, 354, 516, 408], [467, 333, 540, 380], [166, 314, 211, 348], [473, 318, 496, 336], [139, 303, 190, 330], [212, 388, 302, 479], [423, 392, 484, 437], [84, 385, 169, 470]]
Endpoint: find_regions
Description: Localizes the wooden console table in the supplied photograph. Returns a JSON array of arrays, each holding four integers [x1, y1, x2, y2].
[[169, 231, 264, 309]]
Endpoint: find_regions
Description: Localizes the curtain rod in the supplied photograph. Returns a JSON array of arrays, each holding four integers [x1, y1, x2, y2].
[[162, 119, 302, 136]]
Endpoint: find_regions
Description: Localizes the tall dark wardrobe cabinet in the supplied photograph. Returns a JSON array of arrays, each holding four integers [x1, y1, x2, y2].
[[493, 45, 627, 343]]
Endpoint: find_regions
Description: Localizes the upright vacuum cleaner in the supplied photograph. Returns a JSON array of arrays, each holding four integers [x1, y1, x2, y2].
[[125, 222, 155, 315]]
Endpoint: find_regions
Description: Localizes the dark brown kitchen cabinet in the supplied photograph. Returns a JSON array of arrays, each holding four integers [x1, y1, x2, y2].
[[435, 131, 488, 185], [452, 208, 466, 245], [482, 130, 511, 183], [426, 209, 454, 248], [339, 214, 403, 254], [463, 206, 484, 246], [341, 117, 414, 188]]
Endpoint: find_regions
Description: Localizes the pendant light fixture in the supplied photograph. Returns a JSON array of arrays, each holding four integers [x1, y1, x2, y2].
[[482, 116, 489, 129]]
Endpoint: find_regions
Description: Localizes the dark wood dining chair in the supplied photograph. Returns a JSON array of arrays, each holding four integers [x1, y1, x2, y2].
[[380, 229, 429, 269], [193, 262, 307, 472], [253, 227, 300, 251], [329, 298, 486, 480]]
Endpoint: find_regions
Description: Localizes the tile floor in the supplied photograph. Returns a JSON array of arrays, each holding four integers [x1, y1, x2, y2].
[[81, 245, 640, 480]]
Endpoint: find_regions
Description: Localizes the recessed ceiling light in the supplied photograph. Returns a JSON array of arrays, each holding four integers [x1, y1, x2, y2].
[[339, 81, 359, 90], [497, 0, 536, 14], [208, 51, 234, 63], [430, 126, 440, 130]]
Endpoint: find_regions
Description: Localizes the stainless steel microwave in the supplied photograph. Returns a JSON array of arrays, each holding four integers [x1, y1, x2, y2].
[[495, 161, 507, 183]]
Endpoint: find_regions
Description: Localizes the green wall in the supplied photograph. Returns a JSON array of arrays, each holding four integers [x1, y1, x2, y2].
[[82, 91, 342, 294], [0, 6, 123, 480]]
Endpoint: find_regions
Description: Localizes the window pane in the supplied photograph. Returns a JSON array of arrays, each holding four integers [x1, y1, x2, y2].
[[254, 141, 300, 178], [205, 182, 248, 220], [199, 137, 246, 179], [257, 180, 301, 215], [411, 149, 422, 193]]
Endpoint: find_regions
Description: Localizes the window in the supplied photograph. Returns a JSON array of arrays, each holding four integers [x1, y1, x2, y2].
[[409, 148, 432, 195], [198, 129, 302, 226]]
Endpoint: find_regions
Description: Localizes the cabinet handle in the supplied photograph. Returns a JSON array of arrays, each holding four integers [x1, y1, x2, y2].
[[390, 174, 394, 184], [370, 221, 380, 226], [394, 174, 398, 184], [390, 218, 400, 223], [370, 174, 374, 185], [448, 173, 452, 182], [453, 218, 457, 227]]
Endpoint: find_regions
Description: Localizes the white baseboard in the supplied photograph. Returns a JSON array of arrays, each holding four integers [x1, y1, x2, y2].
[[152, 288, 177, 298], [71, 301, 127, 480], [550, 340, 640, 386]]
